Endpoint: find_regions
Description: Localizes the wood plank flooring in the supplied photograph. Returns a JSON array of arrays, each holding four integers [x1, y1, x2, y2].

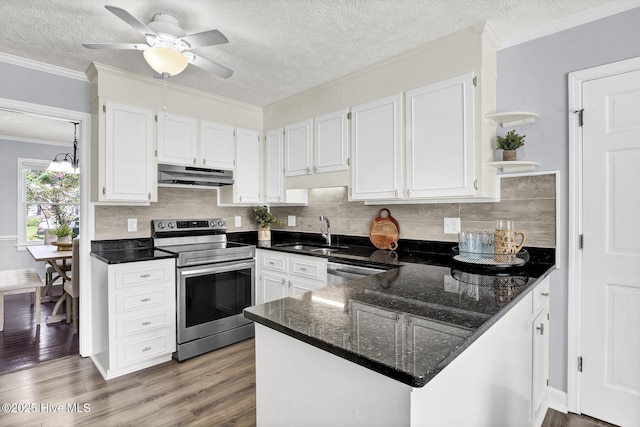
[[0, 335, 617, 426], [0, 293, 78, 374]]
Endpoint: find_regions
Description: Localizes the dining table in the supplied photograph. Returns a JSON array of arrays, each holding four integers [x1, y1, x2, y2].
[[26, 244, 72, 324]]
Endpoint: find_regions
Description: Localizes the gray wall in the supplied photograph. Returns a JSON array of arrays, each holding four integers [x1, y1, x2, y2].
[[497, 6, 640, 392], [0, 140, 69, 270]]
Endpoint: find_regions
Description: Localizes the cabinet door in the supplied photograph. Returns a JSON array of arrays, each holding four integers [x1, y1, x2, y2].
[[284, 119, 313, 177], [289, 278, 324, 296], [315, 109, 349, 174], [200, 120, 235, 170], [235, 128, 261, 203], [265, 128, 284, 203], [157, 113, 198, 166], [350, 94, 402, 200], [104, 101, 155, 202], [406, 72, 475, 198], [350, 301, 402, 368], [531, 306, 549, 425], [258, 273, 288, 304]]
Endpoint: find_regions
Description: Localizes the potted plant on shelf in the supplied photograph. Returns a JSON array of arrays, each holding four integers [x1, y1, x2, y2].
[[251, 206, 282, 241], [496, 129, 526, 161], [51, 223, 74, 245]]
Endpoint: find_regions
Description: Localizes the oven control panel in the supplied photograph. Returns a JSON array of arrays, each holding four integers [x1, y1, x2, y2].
[[152, 218, 227, 234]]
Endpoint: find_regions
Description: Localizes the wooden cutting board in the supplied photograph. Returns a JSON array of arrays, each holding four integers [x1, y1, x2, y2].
[[369, 208, 399, 250]]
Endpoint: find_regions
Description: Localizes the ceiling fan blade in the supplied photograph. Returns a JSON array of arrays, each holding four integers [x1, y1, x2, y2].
[[82, 43, 148, 50], [188, 54, 233, 79], [177, 30, 228, 49], [105, 5, 156, 37]]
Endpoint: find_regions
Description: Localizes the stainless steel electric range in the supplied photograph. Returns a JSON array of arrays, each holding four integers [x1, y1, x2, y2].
[[152, 218, 255, 361]]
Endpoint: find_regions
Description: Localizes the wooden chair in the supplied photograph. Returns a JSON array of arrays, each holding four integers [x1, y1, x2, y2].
[[44, 262, 71, 301], [63, 238, 79, 334], [0, 268, 44, 331]]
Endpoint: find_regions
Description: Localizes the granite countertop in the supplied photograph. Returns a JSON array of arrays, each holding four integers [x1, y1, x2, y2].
[[90, 238, 177, 264], [243, 232, 555, 388]]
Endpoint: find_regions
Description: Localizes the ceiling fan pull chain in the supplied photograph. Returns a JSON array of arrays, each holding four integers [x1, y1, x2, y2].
[[162, 73, 169, 115]]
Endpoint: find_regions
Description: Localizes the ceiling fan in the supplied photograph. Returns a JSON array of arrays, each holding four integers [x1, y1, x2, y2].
[[83, 5, 233, 79]]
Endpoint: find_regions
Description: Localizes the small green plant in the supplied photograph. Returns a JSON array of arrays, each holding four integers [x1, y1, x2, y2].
[[251, 206, 282, 228], [496, 130, 526, 150], [51, 223, 73, 238]]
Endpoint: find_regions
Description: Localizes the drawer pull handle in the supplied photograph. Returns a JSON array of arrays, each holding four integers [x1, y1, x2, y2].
[[268, 261, 275, 265], [536, 323, 545, 335], [141, 298, 151, 302], [141, 321, 151, 326], [140, 274, 151, 278], [300, 267, 307, 271], [541, 292, 549, 297], [142, 347, 152, 352]]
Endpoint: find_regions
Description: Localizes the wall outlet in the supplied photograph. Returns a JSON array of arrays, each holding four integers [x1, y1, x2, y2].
[[127, 218, 137, 232], [288, 215, 296, 227], [444, 217, 461, 234], [234, 216, 242, 227]]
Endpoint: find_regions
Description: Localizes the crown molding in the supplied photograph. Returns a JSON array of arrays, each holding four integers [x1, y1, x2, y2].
[[0, 52, 88, 82], [499, 0, 640, 49]]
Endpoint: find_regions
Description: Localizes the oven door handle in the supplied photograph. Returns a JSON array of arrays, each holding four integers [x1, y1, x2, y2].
[[179, 259, 255, 277]]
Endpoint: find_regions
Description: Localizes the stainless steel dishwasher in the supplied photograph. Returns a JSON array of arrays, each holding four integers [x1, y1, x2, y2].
[[326, 261, 388, 286]]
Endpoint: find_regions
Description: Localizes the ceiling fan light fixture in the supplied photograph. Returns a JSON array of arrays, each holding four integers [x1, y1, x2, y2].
[[143, 46, 189, 76]]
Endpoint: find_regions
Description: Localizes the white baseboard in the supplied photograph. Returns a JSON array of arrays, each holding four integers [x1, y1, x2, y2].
[[548, 387, 568, 414]]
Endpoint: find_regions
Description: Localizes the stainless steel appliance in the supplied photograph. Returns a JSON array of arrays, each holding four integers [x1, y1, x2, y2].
[[152, 218, 255, 361], [327, 261, 388, 286]]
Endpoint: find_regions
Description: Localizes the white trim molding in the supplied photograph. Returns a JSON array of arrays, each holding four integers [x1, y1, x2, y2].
[[566, 55, 640, 415], [548, 387, 569, 414], [500, 0, 640, 49], [0, 52, 88, 82]]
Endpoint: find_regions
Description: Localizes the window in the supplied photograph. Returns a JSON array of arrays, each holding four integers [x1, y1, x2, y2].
[[17, 158, 79, 247]]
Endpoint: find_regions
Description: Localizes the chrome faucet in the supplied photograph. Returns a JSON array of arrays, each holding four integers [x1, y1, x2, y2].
[[319, 215, 331, 246]]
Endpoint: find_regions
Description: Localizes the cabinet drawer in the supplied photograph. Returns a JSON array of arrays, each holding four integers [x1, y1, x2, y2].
[[290, 257, 326, 282], [115, 286, 171, 313], [115, 263, 173, 289], [260, 253, 288, 273], [116, 332, 175, 367], [532, 278, 550, 315], [116, 310, 174, 338]]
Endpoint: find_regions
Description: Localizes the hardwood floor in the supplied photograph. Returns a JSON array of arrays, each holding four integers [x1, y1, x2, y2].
[[0, 336, 617, 426], [0, 293, 78, 374]]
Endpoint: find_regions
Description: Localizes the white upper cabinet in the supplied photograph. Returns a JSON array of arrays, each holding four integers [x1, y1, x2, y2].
[[200, 121, 235, 170], [284, 119, 313, 176], [234, 128, 261, 203], [157, 113, 198, 166], [406, 72, 475, 198], [350, 93, 403, 200], [314, 109, 349, 174], [265, 128, 284, 203], [100, 100, 155, 202]]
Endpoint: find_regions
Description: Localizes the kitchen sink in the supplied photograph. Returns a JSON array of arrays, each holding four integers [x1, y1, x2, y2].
[[274, 243, 348, 254]]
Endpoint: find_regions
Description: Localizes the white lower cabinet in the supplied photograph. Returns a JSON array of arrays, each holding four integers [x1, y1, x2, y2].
[[90, 258, 176, 380], [256, 249, 327, 304]]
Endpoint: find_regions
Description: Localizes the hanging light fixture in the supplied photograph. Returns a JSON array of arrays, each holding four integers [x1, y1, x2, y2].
[[48, 122, 79, 173], [143, 46, 189, 77]]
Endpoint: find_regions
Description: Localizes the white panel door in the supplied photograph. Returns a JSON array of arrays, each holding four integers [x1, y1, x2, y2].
[[200, 120, 235, 170], [350, 93, 402, 200], [235, 128, 261, 203], [265, 128, 284, 203], [284, 119, 313, 177], [315, 109, 349, 174], [406, 72, 475, 198], [581, 69, 640, 427], [257, 274, 287, 304], [104, 101, 154, 202], [157, 113, 198, 165]]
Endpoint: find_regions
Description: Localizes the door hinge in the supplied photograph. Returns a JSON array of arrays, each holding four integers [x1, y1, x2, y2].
[[574, 109, 584, 127], [578, 356, 583, 372], [233, 130, 236, 137], [155, 114, 158, 122], [474, 179, 478, 190], [102, 104, 106, 113], [347, 158, 350, 166], [546, 379, 549, 386], [579, 234, 584, 249], [472, 76, 477, 87], [347, 112, 352, 120], [102, 186, 106, 195]]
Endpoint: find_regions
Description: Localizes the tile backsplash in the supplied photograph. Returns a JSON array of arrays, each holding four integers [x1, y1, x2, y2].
[[95, 173, 556, 247]]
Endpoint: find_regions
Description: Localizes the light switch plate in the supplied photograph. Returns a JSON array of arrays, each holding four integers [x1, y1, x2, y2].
[[234, 216, 241, 227], [444, 217, 461, 234], [127, 218, 137, 232], [288, 215, 296, 227]]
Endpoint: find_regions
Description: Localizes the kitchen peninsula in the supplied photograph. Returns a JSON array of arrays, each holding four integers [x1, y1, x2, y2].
[[244, 242, 554, 427]]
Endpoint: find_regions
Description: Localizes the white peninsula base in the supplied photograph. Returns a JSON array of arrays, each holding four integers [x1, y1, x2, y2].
[[254, 278, 549, 427]]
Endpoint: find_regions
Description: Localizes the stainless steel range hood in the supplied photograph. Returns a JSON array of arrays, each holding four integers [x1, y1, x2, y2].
[[158, 164, 234, 187]]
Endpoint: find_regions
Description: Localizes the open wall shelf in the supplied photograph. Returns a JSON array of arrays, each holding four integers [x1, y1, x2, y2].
[[486, 112, 538, 127]]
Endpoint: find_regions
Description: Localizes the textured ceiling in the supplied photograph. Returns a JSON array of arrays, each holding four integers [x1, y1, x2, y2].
[[1, 0, 629, 109]]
